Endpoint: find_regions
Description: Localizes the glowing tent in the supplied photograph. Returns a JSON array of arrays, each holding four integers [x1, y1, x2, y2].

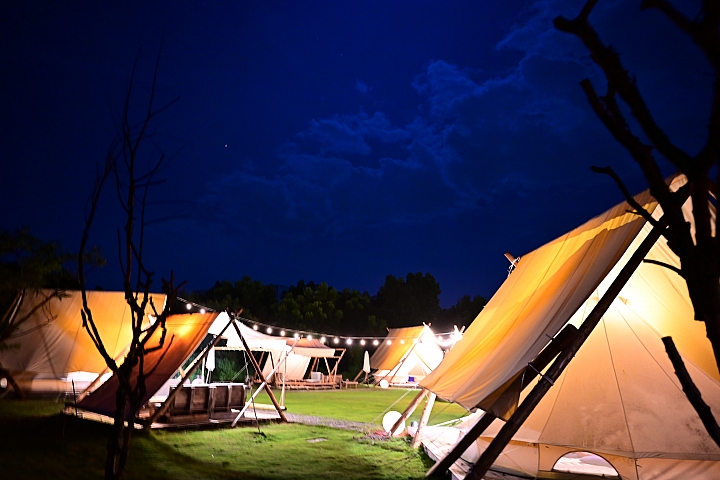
[[0, 289, 166, 394], [370, 325, 444, 385], [420, 176, 720, 479]]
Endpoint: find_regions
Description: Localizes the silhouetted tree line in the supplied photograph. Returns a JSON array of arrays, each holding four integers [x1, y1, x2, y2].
[[185, 272, 487, 337]]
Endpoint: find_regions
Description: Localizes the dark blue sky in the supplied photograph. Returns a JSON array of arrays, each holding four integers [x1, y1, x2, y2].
[[0, 1, 709, 306]]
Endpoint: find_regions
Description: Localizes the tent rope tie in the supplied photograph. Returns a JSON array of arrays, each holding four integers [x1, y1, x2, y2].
[[527, 363, 554, 386]]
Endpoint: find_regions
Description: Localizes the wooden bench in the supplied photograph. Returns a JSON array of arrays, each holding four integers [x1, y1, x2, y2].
[[166, 383, 246, 422]]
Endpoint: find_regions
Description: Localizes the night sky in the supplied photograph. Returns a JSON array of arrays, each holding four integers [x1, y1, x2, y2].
[[0, 1, 709, 307]]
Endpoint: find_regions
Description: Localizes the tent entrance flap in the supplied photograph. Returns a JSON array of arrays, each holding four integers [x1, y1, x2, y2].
[[77, 311, 220, 422]]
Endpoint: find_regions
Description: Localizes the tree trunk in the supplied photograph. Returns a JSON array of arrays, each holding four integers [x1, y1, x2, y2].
[[106, 385, 128, 480]]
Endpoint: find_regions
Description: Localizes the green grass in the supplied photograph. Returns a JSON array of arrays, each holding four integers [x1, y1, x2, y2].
[[255, 387, 468, 425], [0, 388, 469, 479]]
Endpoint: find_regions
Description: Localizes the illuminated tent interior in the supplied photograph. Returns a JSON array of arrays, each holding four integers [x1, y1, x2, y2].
[[0, 289, 166, 395], [420, 176, 720, 479], [207, 314, 341, 382], [77, 311, 221, 418], [370, 325, 444, 385]]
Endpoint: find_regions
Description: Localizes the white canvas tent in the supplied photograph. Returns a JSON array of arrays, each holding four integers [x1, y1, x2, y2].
[[207, 315, 338, 382], [264, 337, 339, 382], [420, 176, 720, 479], [0, 289, 166, 394], [370, 325, 444, 385]]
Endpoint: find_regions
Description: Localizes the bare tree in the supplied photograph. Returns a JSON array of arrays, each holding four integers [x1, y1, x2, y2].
[[555, 0, 720, 443], [77, 52, 184, 480]]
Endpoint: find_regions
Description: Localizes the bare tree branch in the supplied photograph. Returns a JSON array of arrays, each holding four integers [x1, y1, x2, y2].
[[663, 336, 720, 445], [590, 165, 659, 227], [555, 5, 694, 173], [643, 259, 684, 277]]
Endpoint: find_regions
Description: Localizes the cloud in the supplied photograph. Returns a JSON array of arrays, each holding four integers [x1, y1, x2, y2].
[[355, 80, 371, 94], [198, 0, 710, 245]]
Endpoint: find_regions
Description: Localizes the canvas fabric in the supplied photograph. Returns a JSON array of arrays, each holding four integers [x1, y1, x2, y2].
[[0, 289, 166, 381], [78, 311, 219, 418]]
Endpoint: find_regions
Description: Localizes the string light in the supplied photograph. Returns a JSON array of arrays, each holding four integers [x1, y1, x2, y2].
[[224, 315, 461, 349], [178, 300, 462, 352]]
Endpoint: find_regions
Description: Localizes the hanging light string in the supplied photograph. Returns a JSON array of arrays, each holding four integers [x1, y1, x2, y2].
[[177, 298, 463, 348]]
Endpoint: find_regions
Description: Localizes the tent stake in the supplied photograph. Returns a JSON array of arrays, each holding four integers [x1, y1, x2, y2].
[[466, 216, 668, 479], [412, 391, 436, 448]]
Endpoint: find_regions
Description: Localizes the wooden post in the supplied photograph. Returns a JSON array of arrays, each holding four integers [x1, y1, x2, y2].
[[466, 218, 667, 480], [146, 314, 235, 426], [412, 392, 436, 448], [232, 318, 288, 423], [231, 341, 295, 426], [425, 324, 578, 478], [388, 388, 428, 436], [426, 412, 497, 478]]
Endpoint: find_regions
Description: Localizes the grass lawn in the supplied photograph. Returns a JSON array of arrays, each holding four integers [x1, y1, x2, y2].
[[0, 388, 469, 479], [255, 386, 469, 425]]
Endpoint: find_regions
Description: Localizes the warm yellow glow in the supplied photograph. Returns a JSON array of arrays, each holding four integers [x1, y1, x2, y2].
[[400, 339, 405, 344], [252, 325, 258, 331], [307, 334, 313, 340], [387, 340, 392, 345], [199, 308, 206, 314], [185, 303, 192, 310], [320, 337, 326, 343], [294, 333, 300, 339], [346, 338, 353, 345], [266, 327, 272, 334], [373, 339, 379, 346], [333, 337, 339, 344], [360, 339, 366, 345], [280, 330, 286, 336]]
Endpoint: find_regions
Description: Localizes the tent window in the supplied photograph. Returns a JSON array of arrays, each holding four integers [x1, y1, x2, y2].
[[552, 451, 619, 478]]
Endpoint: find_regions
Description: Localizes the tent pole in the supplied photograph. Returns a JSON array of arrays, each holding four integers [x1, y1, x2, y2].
[[231, 336, 297, 426], [389, 388, 428, 435], [426, 323, 578, 477], [466, 217, 668, 479], [231, 317, 288, 423], [378, 336, 420, 385], [412, 392, 436, 448], [146, 314, 235, 426], [426, 412, 497, 477]]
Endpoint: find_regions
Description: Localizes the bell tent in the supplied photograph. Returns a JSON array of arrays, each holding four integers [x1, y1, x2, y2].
[[0, 289, 166, 394], [370, 325, 444, 386], [419, 176, 720, 479]]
